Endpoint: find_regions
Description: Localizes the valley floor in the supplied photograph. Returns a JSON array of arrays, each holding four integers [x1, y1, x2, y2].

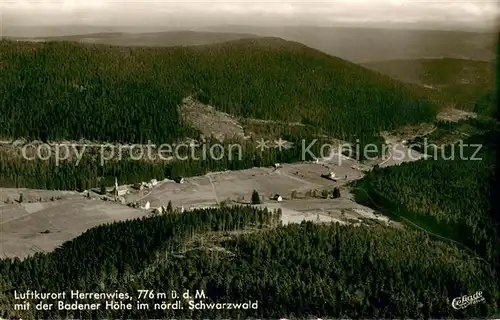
[[0, 151, 396, 259], [0, 108, 473, 259]]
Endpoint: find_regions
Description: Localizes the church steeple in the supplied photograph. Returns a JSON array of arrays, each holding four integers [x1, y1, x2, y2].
[[113, 177, 118, 199]]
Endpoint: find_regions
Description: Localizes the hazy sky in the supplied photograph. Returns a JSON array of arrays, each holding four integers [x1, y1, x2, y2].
[[1, 0, 499, 30]]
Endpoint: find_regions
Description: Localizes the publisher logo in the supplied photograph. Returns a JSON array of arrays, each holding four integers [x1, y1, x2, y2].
[[451, 291, 485, 310]]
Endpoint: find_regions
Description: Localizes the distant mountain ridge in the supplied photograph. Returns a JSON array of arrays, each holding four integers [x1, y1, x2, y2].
[[200, 26, 498, 62], [5, 26, 496, 63], [9, 31, 260, 47]]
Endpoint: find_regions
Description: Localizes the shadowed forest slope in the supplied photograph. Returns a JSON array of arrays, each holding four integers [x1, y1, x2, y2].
[[364, 58, 496, 115]]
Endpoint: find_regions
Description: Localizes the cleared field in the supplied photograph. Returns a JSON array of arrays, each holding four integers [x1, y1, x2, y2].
[[0, 198, 146, 259], [1, 152, 397, 259], [437, 108, 478, 122], [0, 188, 80, 203], [379, 141, 428, 168], [128, 157, 392, 227], [129, 159, 363, 208]]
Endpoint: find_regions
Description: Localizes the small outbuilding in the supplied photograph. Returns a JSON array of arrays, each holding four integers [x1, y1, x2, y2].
[[174, 176, 185, 184], [274, 194, 283, 202], [116, 196, 126, 204]]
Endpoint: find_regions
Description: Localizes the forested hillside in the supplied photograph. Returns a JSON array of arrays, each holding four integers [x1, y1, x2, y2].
[[354, 118, 499, 264], [1, 206, 498, 319], [363, 59, 496, 115], [0, 38, 437, 145]]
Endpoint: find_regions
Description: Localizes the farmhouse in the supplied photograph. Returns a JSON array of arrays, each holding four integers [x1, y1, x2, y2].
[[274, 194, 283, 202], [141, 201, 151, 210], [132, 183, 144, 191], [321, 172, 338, 181], [153, 207, 164, 215]]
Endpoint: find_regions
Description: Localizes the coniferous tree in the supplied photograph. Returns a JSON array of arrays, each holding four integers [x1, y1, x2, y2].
[[332, 188, 341, 199], [252, 190, 261, 204], [100, 181, 107, 195]]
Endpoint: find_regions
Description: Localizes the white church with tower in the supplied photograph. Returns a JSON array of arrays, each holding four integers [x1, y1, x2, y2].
[[113, 177, 129, 198]]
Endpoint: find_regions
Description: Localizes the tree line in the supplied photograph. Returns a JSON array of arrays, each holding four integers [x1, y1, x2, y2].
[[0, 134, 328, 191]]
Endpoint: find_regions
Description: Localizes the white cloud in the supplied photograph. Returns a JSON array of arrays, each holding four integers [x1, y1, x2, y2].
[[1, 0, 498, 28]]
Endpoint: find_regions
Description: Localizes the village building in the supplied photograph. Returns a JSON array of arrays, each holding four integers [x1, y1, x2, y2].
[[113, 177, 129, 197], [132, 183, 144, 191], [141, 201, 151, 210], [174, 176, 185, 184], [116, 196, 126, 205], [321, 172, 338, 181]]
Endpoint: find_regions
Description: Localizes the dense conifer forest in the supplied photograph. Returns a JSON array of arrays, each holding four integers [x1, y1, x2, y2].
[[1, 206, 498, 319], [354, 118, 499, 265], [0, 134, 327, 190], [1, 37, 498, 320], [0, 37, 440, 189], [0, 39, 437, 146]]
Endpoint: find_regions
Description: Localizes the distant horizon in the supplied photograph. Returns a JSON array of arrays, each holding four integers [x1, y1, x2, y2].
[[2, 22, 498, 39], [2, 0, 498, 31]]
